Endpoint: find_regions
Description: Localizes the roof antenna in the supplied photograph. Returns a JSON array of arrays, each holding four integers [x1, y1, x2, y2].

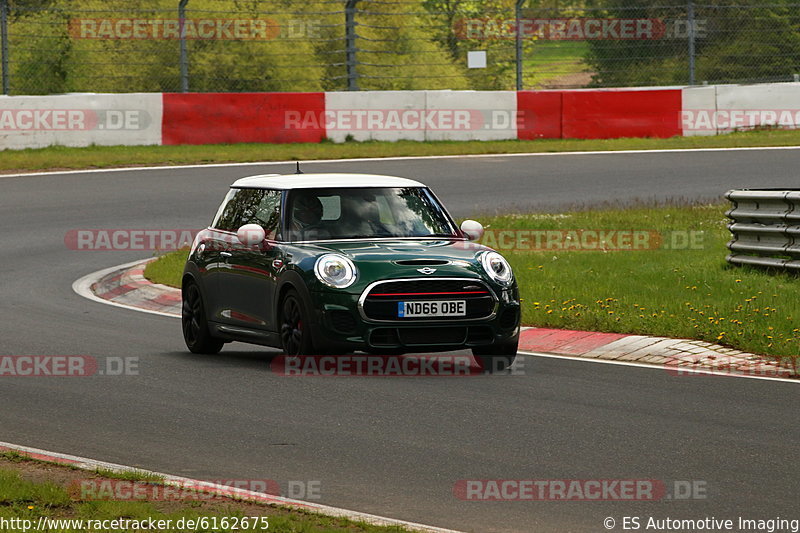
[[295, 161, 303, 174]]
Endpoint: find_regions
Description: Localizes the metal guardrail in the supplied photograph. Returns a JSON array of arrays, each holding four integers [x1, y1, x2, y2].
[[726, 189, 800, 270]]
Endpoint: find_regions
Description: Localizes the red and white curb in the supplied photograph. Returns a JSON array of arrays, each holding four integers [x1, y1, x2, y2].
[[520, 327, 799, 381], [73, 258, 181, 319], [74, 260, 798, 381], [0, 441, 462, 533]]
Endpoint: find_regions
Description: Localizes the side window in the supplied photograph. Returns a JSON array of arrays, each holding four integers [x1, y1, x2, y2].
[[245, 189, 282, 240], [211, 189, 239, 231], [213, 188, 261, 232]]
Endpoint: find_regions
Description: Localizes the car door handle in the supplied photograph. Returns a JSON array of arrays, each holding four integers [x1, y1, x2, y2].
[[220, 251, 232, 258]]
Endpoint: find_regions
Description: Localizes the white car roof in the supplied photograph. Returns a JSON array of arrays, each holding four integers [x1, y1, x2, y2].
[[231, 173, 425, 190]]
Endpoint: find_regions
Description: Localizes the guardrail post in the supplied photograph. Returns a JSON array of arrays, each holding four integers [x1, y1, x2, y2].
[[515, 0, 524, 91], [179, 0, 190, 93], [345, 0, 359, 91], [687, 0, 695, 85], [1, 0, 9, 95]]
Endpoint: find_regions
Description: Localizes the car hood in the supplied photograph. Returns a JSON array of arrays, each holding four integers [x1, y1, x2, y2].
[[317, 239, 490, 261], [294, 239, 498, 290]]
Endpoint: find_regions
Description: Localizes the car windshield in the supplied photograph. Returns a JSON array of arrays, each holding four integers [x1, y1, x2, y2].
[[284, 187, 458, 242]]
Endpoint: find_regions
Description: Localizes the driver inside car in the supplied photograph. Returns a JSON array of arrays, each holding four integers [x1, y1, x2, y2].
[[341, 193, 391, 237], [290, 193, 327, 240]]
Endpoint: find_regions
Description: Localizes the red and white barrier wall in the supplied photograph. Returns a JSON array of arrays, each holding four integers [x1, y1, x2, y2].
[[2, 83, 800, 150], [0, 93, 163, 150]]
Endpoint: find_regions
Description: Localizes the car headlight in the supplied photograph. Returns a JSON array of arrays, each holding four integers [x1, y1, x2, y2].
[[314, 254, 357, 289], [481, 251, 513, 286]]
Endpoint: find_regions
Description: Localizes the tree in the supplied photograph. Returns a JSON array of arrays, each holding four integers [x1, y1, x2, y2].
[[423, 0, 520, 89], [584, 0, 800, 87]]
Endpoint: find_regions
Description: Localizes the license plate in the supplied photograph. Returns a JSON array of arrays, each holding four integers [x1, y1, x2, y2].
[[398, 300, 466, 318]]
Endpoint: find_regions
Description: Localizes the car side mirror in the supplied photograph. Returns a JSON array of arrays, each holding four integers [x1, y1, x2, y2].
[[237, 224, 266, 246], [460, 220, 484, 241]]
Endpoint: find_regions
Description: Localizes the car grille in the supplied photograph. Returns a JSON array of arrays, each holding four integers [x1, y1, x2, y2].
[[361, 279, 495, 321]]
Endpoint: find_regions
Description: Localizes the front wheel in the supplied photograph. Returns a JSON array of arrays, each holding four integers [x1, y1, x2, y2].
[[472, 341, 518, 373], [182, 282, 224, 355], [280, 290, 314, 356]]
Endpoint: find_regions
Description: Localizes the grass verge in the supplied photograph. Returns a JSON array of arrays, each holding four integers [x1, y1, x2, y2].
[[4, 128, 800, 174], [144, 250, 188, 288], [145, 203, 800, 359], [0, 452, 416, 533], [491, 203, 800, 358]]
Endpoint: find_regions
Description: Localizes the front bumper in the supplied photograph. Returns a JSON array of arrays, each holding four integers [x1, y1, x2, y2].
[[307, 284, 521, 353]]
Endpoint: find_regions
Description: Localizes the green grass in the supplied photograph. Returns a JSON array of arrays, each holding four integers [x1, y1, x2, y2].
[[144, 249, 188, 288], [4, 128, 800, 174], [488, 203, 800, 359], [523, 41, 589, 87], [0, 460, 416, 533], [145, 203, 800, 360], [91, 469, 164, 483]]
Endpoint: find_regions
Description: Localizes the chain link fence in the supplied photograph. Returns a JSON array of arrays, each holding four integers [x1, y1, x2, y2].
[[2, 0, 800, 95]]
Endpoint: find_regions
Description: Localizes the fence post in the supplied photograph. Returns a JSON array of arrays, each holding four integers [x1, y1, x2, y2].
[[687, 0, 695, 85], [515, 0, 524, 91], [1, 0, 9, 95], [345, 0, 359, 91], [179, 0, 189, 92]]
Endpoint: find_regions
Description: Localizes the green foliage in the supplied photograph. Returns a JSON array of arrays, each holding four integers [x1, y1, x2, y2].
[[5, 0, 478, 93], [422, 0, 519, 89], [585, 0, 800, 87], [695, 5, 800, 84]]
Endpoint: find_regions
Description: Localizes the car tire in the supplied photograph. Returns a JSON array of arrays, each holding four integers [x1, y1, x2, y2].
[[182, 282, 224, 355], [472, 341, 518, 373], [280, 289, 314, 356]]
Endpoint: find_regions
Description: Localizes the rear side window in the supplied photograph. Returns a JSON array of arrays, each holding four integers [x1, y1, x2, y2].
[[212, 188, 282, 239]]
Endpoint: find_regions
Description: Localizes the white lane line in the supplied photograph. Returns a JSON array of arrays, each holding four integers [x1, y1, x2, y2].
[[4, 144, 800, 179], [0, 441, 463, 533], [72, 259, 179, 319], [519, 350, 800, 384]]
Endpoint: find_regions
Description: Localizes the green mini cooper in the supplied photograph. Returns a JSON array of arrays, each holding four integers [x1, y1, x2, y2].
[[182, 173, 520, 371]]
